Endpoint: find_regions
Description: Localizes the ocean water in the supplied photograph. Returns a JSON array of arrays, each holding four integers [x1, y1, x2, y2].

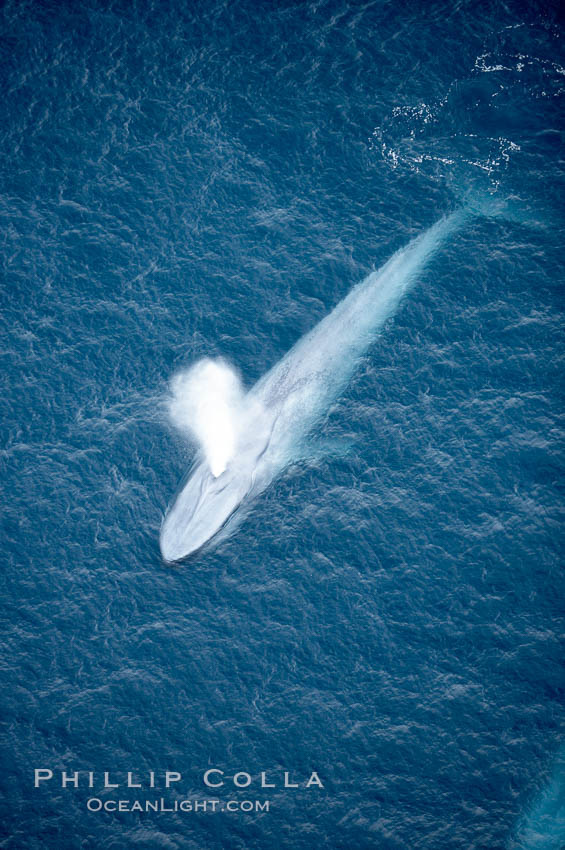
[[1, 0, 564, 848]]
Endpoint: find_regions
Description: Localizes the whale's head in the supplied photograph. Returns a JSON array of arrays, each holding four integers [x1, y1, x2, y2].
[[160, 394, 280, 562], [159, 459, 253, 563]]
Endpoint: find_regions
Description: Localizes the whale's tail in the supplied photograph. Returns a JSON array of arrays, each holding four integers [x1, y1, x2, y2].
[[460, 188, 546, 229]]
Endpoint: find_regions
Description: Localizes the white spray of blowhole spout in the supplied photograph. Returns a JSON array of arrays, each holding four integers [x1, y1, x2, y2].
[[167, 358, 244, 478]]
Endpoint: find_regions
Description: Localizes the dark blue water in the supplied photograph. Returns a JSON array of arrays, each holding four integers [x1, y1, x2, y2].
[[1, 1, 564, 847]]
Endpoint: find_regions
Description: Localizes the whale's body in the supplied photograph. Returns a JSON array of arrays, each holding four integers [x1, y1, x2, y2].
[[160, 209, 469, 562]]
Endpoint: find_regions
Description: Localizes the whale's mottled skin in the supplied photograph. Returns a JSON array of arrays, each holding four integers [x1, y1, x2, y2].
[[160, 209, 468, 562]]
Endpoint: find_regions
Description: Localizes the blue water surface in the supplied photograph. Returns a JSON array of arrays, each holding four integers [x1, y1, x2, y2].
[[1, 0, 564, 848]]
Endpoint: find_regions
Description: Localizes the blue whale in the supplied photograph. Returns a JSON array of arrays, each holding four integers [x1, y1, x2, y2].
[[160, 206, 476, 562]]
